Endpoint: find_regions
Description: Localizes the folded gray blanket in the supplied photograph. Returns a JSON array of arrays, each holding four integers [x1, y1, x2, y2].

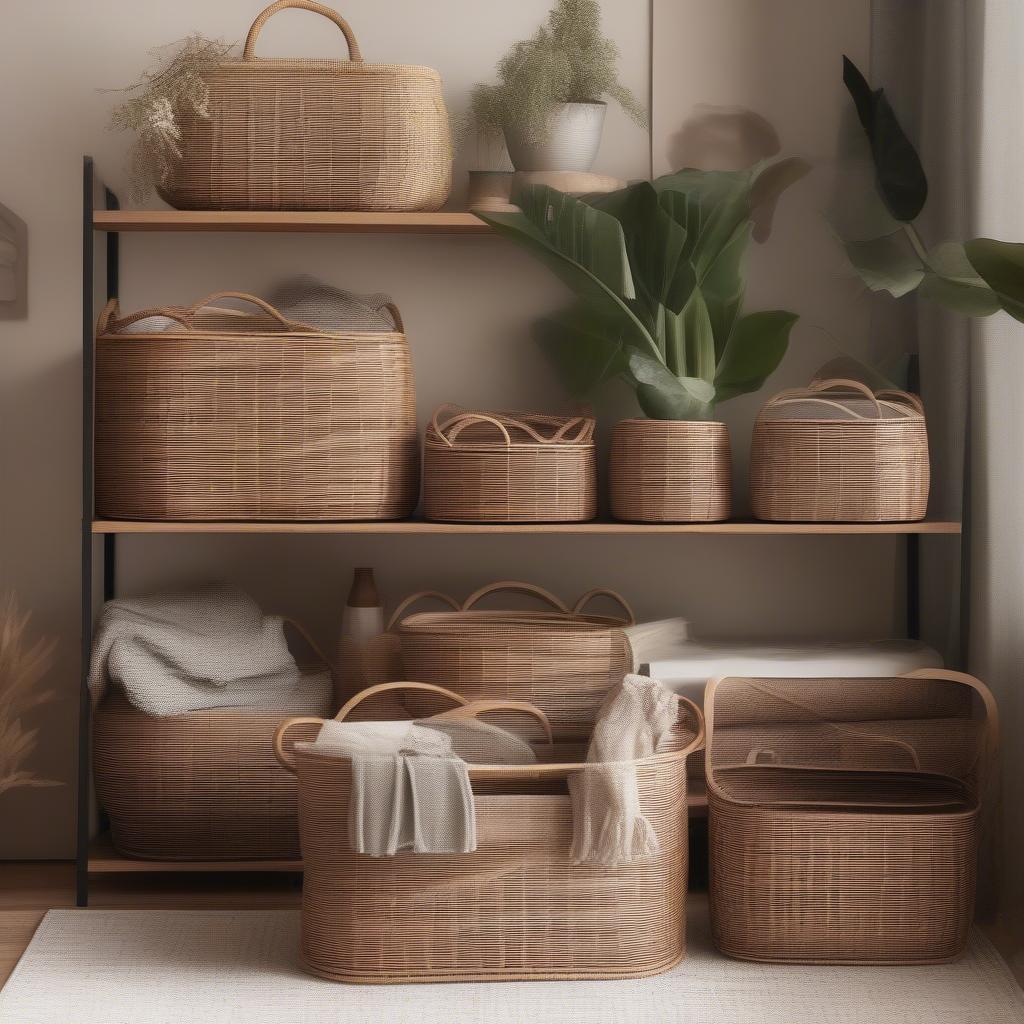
[[88, 584, 332, 718]]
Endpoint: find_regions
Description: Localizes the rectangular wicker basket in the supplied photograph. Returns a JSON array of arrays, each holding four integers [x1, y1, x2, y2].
[[396, 582, 635, 735], [705, 669, 997, 964], [94, 292, 418, 522], [159, 1, 451, 212], [275, 682, 704, 983]]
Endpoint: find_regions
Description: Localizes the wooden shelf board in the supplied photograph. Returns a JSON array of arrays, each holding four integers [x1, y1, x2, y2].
[[91, 518, 962, 536], [92, 209, 491, 234], [87, 835, 303, 874]]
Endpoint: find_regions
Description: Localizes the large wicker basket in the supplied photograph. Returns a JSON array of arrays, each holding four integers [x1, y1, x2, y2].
[[159, 1, 451, 211], [750, 378, 930, 522], [274, 681, 705, 983], [95, 292, 418, 521], [705, 669, 997, 964], [422, 407, 597, 523], [398, 581, 635, 735]]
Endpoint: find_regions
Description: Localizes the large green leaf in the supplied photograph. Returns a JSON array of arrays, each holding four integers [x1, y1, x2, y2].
[[627, 350, 715, 421], [844, 231, 924, 297], [842, 55, 928, 222], [480, 193, 659, 358], [714, 310, 797, 402], [675, 288, 716, 384], [615, 182, 695, 316], [700, 222, 750, 360], [534, 302, 629, 398], [919, 241, 1001, 317], [964, 238, 1024, 322]]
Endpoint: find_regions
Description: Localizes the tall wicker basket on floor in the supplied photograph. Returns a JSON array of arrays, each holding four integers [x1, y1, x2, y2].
[[159, 1, 452, 211], [397, 581, 635, 735], [92, 622, 332, 861], [750, 378, 930, 522], [94, 292, 418, 521], [422, 407, 597, 523], [274, 681, 705, 983], [705, 669, 998, 964]]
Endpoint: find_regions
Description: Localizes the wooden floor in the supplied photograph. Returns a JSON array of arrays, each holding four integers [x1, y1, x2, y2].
[[0, 862, 302, 987]]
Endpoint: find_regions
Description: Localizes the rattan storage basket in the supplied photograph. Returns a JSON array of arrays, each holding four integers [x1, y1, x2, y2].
[[275, 681, 704, 983], [398, 581, 635, 735], [609, 419, 732, 523], [705, 669, 998, 964], [92, 620, 332, 861], [93, 695, 323, 860], [94, 292, 418, 521], [750, 378, 930, 522], [422, 407, 597, 523], [159, 1, 452, 212]]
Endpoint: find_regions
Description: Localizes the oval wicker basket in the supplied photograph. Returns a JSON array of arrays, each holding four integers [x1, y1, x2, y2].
[[275, 681, 705, 983], [397, 581, 635, 734], [422, 407, 597, 523], [92, 619, 332, 861], [94, 292, 418, 521], [159, 1, 452, 212], [609, 419, 732, 523], [750, 379, 930, 522], [705, 669, 998, 964], [93, 695, 322, 860]]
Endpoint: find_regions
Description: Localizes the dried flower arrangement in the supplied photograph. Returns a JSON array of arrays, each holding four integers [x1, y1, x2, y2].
[[0, 594, 58, 798], [107, 34, 236, 202]]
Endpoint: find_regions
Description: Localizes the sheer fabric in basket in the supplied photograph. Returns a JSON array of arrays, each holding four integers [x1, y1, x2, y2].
[[274, 681, 705, 983], [706, 670, 997, 964]]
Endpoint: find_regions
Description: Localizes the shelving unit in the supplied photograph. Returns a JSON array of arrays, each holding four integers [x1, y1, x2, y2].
[[79, 156, 961, 905]]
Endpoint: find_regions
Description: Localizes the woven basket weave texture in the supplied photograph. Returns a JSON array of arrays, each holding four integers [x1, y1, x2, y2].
[[159, 1, 452, 212]]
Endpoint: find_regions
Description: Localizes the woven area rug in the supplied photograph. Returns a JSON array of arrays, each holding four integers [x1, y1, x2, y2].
[[2, 900, 1023, 1024]]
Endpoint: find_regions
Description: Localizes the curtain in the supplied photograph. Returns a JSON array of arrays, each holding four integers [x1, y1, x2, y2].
[[873, 0, 1024, 977]]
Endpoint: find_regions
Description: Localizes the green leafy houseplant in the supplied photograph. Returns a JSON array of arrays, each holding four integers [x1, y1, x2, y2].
[[841, 55, 1024, 321], [468, 0, 647, 146], [476, 164, 801, 421]]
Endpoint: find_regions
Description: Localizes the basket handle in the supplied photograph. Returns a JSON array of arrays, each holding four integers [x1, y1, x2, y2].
[[433, 699, 555, 746], [243, 0, 363, 62], [431, 405, 594, 448], [385, 589, 460, 631], [438, 412, 513, 447], [187, 291, 318, 332], [571, 588, 635, 625], [273, 715, 328, 774], [764, 378, 884, 420], [279, 616, 330, 670], [336, 681, 469, 721], [461, 581, 569, 614], [380, 301, 405, 334]]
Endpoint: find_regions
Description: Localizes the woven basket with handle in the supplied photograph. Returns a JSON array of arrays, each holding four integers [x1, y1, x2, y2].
[[275, 680, 705, 983], [750, 378, 930, 522], [95, 291, 418, 521], [397, 581, 635, 735], [159, 0, 452, 211], [422, 406, 597, 523], [92, 620, 331, 861], [706, 669, 997, 964]]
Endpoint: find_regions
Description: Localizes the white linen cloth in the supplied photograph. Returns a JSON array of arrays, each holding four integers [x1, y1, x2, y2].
[[87, 584, 332, 717], [569, 674, 680, 867]]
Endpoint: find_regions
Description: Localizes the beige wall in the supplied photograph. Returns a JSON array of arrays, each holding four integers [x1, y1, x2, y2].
[[0, 0, 894, 859]]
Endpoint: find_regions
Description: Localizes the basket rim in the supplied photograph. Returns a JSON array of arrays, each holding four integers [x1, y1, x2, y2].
[[397, 609, 628, 631], [423, 436, 596, 452], [209, 58, 443, 81], [97, 330, 407, 344], [754, 416, 926, 427]]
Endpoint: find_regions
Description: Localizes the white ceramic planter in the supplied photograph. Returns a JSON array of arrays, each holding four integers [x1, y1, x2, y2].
[[503, 102, 607, 173]]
